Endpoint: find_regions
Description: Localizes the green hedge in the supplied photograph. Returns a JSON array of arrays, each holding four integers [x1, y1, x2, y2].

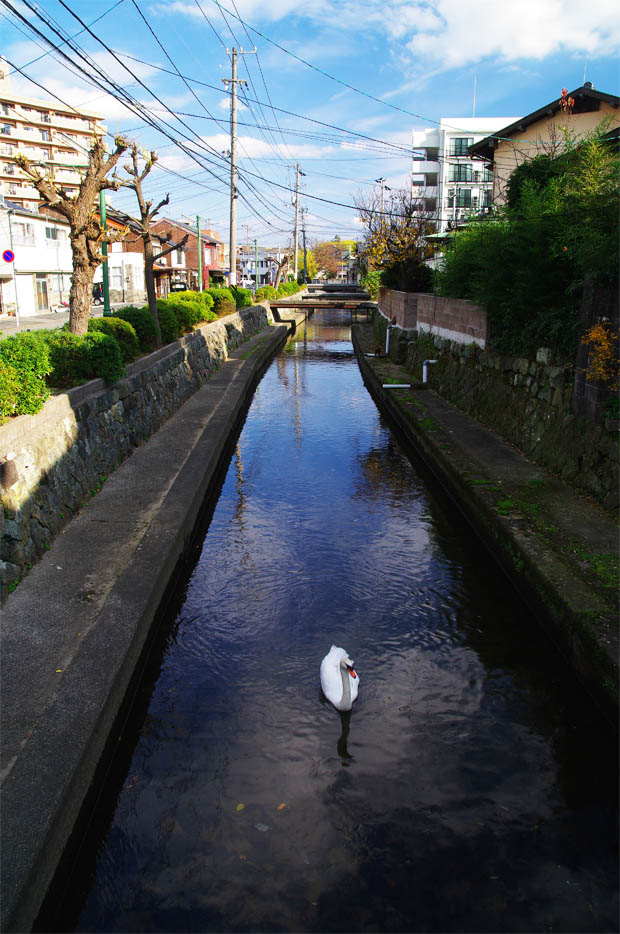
[[88, 317, 139, 362], [44, 330, 125, 386], [113, 306, 158, 352], [255, 285, 276, 301], [153, 300, 180, 344], [230, 285, 253, 308], [206, 287, 235, 313], [0, 332, 51, 420]]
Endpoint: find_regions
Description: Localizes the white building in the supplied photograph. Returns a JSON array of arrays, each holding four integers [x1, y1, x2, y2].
[[238, 245, 287, 288], [412, 117, 518, 232], [0, 198, 72, 317]]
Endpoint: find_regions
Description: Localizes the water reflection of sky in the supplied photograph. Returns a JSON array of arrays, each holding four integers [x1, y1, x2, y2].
[[68, 313, 618, 934]]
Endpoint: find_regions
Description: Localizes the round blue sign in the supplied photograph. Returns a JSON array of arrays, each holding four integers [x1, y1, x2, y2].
[[2, 249, 14, 263]]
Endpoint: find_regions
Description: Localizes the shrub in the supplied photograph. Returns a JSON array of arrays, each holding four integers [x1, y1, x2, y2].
[[88, 317, 139, 362], [163, 297, 201, 334], [83, 332, 126, 382], [230, 285, 253, 308], [206, 287, 235, 313], [154, 300, 180, 343], [361, 269, 383, 299], [113, 306, 158, 352], [0, 331, 51, 415], [255, 286, 276, 301], [217, 299, 237, 317], [44, 330, 125, 386], [0, 359, 23, 423]]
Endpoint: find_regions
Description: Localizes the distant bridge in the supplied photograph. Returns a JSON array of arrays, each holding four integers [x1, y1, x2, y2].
[[270, 284, 377, 318]]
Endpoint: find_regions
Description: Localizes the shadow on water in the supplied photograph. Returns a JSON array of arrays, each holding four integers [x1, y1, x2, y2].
[[40, 309, 618, 934]]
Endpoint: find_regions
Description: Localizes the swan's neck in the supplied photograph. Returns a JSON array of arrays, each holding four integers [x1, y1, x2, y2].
[[340, 665, 351, 708]]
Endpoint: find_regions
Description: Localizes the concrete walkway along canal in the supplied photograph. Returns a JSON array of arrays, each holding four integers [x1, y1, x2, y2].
[[26, 308, 619, 934]]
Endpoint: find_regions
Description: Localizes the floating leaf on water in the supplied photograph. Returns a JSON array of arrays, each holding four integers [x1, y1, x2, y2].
[[255, 823, 269, 833], [277, 803, 287, 810], [236, 803, 245, 812]]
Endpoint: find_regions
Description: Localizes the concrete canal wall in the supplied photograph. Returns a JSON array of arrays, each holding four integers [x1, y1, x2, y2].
[[352, 322, 618, 728], [0, 305, 275, 600], [374, 294, 618, 510]]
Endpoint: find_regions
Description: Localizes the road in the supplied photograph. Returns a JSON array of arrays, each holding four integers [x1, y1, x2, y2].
[[0, 304, 126, 334]]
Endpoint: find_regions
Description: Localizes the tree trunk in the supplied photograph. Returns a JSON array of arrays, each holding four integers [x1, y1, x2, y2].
[[143, 236, 162, 347], [68, 237, 95, 335]]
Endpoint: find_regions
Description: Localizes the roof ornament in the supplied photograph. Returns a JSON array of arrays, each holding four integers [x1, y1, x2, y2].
[[560, 88, 575, 114]]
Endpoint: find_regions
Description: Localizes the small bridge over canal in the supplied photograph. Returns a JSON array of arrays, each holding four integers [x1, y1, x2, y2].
[[270, 283, 377, 319]]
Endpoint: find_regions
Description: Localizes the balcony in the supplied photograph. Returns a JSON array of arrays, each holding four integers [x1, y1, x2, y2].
[[411, 159, 439, 173]]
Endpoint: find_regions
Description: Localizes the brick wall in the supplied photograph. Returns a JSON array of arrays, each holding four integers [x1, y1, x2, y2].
[[378, 288, 487, 346]]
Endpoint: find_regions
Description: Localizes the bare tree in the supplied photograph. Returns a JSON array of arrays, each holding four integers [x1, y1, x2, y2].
[[271, 254, 290, 290], [354, 185, 436, 290], [15, 135, 129, 334], [122, 145, 189, 345]]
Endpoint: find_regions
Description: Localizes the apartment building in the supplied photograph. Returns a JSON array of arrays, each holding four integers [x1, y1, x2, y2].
[[0, 61, 104, 209], [411, 117, 518, 232]]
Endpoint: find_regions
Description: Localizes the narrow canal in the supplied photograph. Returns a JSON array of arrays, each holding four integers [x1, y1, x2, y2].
[[59, 311, 617, 933]]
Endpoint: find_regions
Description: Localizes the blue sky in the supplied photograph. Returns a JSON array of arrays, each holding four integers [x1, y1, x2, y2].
[[2, 0, 619, 248]]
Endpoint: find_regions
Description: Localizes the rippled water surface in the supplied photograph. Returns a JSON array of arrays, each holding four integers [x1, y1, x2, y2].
[[64, 312, 617, 933]]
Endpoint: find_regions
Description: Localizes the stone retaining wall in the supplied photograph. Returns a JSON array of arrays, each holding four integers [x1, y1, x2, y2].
[[373, 307, 618, 509], [0, 305, 272, 597]]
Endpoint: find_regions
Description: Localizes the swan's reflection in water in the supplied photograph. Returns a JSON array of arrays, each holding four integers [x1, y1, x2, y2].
[[337, 710, 354, 764]]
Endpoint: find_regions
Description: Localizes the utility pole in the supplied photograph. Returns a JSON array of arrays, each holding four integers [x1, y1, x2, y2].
[[301, 206, 308, 282], [254, 237, 258, 290], [196, 215, 202, 291], [293, 163, 305, 281], [223, 47, 255, 286]]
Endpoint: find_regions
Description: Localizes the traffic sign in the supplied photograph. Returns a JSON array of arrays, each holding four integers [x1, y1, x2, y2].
[[2, 249, 14, 263]]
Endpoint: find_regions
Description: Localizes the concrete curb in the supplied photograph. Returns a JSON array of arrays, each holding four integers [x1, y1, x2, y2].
[[0, 320, 300, 933], [352, 325, 618, 727]]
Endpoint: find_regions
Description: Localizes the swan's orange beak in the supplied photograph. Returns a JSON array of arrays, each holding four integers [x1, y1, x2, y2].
[[347, 665, 357, 679]]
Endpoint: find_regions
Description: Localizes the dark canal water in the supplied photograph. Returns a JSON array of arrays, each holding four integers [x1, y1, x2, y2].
[[59, 312, 617, 933]]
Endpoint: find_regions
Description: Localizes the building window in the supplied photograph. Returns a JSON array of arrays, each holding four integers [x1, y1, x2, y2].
[[111, 266, 123, 289], [45, 226, 67, 241], [5, 164, 14, 175], [41, 129, 50, 141], [482, 189, 493, 208], [446, 189, 472, 209], [174, 248, 184, 265], [449, 137, 473, 157], [1, 124, 11, 135], [1, 103, 8, 116], [449, 164, 472, 182]]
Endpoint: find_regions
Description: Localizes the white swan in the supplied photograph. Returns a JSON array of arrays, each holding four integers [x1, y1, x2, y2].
[[320, 646, 359, 711]]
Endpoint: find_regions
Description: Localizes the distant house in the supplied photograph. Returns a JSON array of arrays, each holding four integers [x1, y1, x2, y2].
[[151, 218, 227, 291], [469, 84, 620, 204]]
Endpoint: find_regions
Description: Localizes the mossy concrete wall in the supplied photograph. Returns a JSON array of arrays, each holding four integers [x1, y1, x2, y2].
[[373, 309, 618, 510], [0, 306, 273, 598]]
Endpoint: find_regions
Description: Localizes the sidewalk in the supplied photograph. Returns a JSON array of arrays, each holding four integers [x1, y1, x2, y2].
[[352, 322, 618, 725], [0, 305, 117, 334]]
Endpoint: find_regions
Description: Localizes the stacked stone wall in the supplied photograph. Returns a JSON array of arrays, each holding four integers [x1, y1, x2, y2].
[[373, 301, 617, 509], [1, 306, 271, 595]]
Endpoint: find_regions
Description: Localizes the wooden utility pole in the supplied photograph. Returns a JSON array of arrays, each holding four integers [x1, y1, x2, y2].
[[223, 47, 255, 286], [293, 164, 305, 280]]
